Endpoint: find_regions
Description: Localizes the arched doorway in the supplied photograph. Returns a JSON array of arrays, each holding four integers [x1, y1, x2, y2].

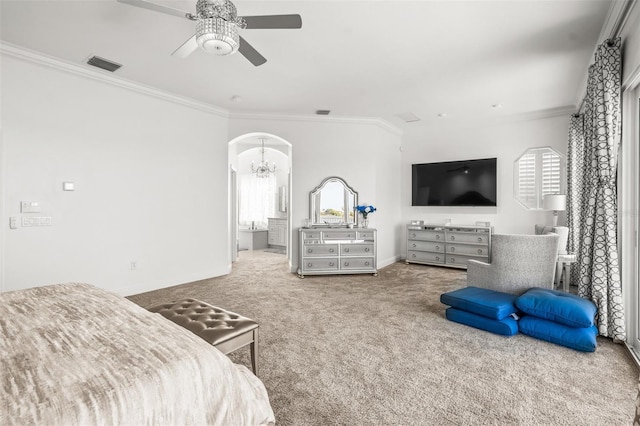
[[228, 133, 292, 270]]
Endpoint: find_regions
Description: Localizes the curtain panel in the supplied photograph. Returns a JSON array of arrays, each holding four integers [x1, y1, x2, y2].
[[567, 38, 625, 341]]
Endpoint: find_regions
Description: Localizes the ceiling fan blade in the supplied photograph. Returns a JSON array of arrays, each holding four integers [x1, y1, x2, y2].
[[117, 0, 191, 20], [239, 37, 267, 67], [242, 14, 302, 29], [172, 35, 198, 58]]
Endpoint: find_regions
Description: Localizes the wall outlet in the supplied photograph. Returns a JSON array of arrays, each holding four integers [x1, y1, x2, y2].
[[9, 217, 18, 229], [130, 261, 137, 271], [20, 201, 41, 213]]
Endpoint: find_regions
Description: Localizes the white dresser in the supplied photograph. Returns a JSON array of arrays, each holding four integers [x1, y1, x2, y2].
[[298, 228, 377, 278], [406, 224, 492, 269], [267, 218, 288, 248]]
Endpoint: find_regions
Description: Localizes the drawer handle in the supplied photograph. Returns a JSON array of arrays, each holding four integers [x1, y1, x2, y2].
[[329, 262, 334, 267], [412, 243, 416, 248], [344, 261, 350, 266], [478, 249, 483, 254], [436, 256, 440, 261], [307, 248, 313, 253], [365, 247, 370, 252], [477, 237, 483, 243], [435, 245, 440, 250], [412, 254, 416, 258], [307, 262, 313, 267], [344, 248, 350, 253], [412, 233, 416, 238], [450, 257, 455, 262], [329, 248, 334, 253], [436, 235, 441, 239], [365, 261, 370, 266], [450, 247, 455, 252], [450, 236, 455, 241]]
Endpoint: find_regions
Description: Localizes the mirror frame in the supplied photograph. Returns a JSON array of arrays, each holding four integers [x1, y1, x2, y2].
[[309, 176, 358, 227]]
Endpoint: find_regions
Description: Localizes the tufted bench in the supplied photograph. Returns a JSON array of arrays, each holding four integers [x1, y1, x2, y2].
[[147, 299, 259, 375]]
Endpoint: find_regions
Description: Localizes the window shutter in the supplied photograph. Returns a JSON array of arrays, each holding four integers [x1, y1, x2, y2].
[[517, 152, 537, 208]]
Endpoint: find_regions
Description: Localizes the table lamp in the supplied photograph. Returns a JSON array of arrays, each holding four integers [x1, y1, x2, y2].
[[543, 194, 566, 226]]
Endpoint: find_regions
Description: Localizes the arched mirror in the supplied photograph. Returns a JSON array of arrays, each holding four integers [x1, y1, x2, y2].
[[310, 177, 358, 227]]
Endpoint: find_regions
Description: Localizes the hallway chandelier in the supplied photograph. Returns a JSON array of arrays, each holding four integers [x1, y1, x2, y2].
[[251, 138, 276, 178]]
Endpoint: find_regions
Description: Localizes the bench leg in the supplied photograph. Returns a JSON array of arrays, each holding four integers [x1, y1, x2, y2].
[[251, 328, 259, 376]]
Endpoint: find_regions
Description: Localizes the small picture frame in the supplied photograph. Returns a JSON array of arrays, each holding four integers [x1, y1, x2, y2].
[[410, 220, 424, 225]]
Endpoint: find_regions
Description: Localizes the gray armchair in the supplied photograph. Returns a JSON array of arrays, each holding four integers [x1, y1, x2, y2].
[[466, 233, 560, 295]]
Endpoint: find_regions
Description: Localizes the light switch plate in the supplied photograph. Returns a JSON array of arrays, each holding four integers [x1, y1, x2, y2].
[[63, 182, 75, 191], [20, 201, 40, 213]]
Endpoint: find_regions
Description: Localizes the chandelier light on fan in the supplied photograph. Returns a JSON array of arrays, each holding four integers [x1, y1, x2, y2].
[[117, 0, 302, 66], [251, 138, 276, 178]]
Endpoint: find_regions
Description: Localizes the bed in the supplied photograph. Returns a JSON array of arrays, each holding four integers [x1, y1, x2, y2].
[[0, 283, 276, 426]]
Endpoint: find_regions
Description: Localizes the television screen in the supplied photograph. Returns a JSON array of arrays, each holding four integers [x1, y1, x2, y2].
[[412, 158, 497, 206]]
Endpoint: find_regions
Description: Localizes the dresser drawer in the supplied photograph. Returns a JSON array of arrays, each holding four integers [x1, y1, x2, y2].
[[407, 250, 445, 264], [407, 229, 444, 242], [341, 257, 375, 270], [446, 254, 487, 268], [303, 258, 339, 271], [323, 230, 357, 240], [304, 244, 339, 257], [341, 243, 374, 256], [407, 240, 444, 252], [301, 230, 322, 241], [446, 243, 489, 257], [356, 230, 375, 240], [446, 232, 489, 245]]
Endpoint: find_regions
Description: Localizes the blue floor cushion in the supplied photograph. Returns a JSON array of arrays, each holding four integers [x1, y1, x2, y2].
[[440, 286, 518, 320], [515, 288, 597, 328], [445, 307, 519, 336], [519, 315, 598, 352]]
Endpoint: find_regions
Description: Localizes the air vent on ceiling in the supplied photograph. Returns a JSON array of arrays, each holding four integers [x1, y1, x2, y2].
[[316, 109, 331, 115], [397, 112, 421, 123], [87, 56, 122, 72]]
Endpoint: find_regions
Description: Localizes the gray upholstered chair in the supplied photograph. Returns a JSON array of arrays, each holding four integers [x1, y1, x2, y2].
[[466, 233, 560, 295], [534, 224, 569, 284]]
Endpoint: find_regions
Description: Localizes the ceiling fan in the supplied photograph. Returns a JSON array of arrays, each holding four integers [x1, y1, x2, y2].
[[117, 0, 302, 66]]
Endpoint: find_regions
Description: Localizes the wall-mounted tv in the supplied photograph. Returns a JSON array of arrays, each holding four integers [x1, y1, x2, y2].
[[412, 158, 497, 206]]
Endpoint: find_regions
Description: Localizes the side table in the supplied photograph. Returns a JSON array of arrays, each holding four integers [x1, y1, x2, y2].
[[557, 254, 577, 292]]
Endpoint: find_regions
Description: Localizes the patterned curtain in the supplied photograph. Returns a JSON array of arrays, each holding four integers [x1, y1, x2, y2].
[[567, 38, 624, 341]]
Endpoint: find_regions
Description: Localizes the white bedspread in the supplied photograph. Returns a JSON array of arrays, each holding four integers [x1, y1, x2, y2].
[[0, 283, 275, 426]]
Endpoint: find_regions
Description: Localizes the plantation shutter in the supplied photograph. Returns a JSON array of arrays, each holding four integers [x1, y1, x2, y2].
[[541, 151, 562, 197], [517, 152, 537, 208]]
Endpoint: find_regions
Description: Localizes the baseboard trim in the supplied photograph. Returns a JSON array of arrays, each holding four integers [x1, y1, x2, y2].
[[624, 342, 640, 373]]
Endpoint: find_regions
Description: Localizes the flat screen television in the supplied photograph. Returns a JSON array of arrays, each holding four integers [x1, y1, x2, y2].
[[412, 158, 497, 206]]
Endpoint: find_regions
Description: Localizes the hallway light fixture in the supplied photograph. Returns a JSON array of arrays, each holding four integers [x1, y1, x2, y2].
[[251, 138, 276, 178]]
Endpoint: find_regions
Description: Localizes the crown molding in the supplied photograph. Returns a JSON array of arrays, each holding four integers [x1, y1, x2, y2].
[[0, 42, 229, 118], [574, 0, 637, 110], [228, 111, 403, 136]]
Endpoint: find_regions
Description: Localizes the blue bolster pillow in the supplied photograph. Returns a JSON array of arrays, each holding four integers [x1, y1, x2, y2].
[[515, 288, 596, 328], [446, 308, 519, 336], [519, 315, 598, 352], [440, 286, 518, 320]]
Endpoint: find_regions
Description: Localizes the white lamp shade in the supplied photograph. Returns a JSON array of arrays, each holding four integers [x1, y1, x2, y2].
[[543, 194, 566, 211]]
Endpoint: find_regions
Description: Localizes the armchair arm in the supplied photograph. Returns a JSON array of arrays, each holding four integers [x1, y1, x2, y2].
[[466, 259, 494, 289]]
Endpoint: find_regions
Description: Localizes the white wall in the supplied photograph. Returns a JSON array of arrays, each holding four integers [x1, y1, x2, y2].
[[229, 116, 403, 271], [400, 114, 570, 258], [1, 52, 231, 295]]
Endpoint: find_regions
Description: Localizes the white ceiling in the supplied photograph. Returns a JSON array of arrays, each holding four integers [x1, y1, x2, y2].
[[1, 0, 613, 136]]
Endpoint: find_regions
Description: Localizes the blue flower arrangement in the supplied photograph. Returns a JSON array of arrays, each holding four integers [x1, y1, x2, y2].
[[355, 205, 377, 219]]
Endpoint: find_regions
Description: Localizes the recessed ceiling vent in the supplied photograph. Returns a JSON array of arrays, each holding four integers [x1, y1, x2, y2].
[[87, 56, 122, 72], [397, 112, 421, 123], [316, 109, 331, 115]]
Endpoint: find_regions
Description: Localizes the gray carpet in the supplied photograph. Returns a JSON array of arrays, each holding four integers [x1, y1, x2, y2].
[[128, 250, 637, 425]]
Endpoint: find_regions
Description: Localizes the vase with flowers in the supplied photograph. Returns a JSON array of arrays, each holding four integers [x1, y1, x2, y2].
[[355, 204, 376, 228]]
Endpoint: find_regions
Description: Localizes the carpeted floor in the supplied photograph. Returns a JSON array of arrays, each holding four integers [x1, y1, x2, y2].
[[128, 250, 637, 425]]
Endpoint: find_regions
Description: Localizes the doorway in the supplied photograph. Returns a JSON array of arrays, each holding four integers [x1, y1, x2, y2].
[[228, 133, 292, 271]]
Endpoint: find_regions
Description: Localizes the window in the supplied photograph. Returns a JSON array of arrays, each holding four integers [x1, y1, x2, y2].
[[514, 147, 565, 209]]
